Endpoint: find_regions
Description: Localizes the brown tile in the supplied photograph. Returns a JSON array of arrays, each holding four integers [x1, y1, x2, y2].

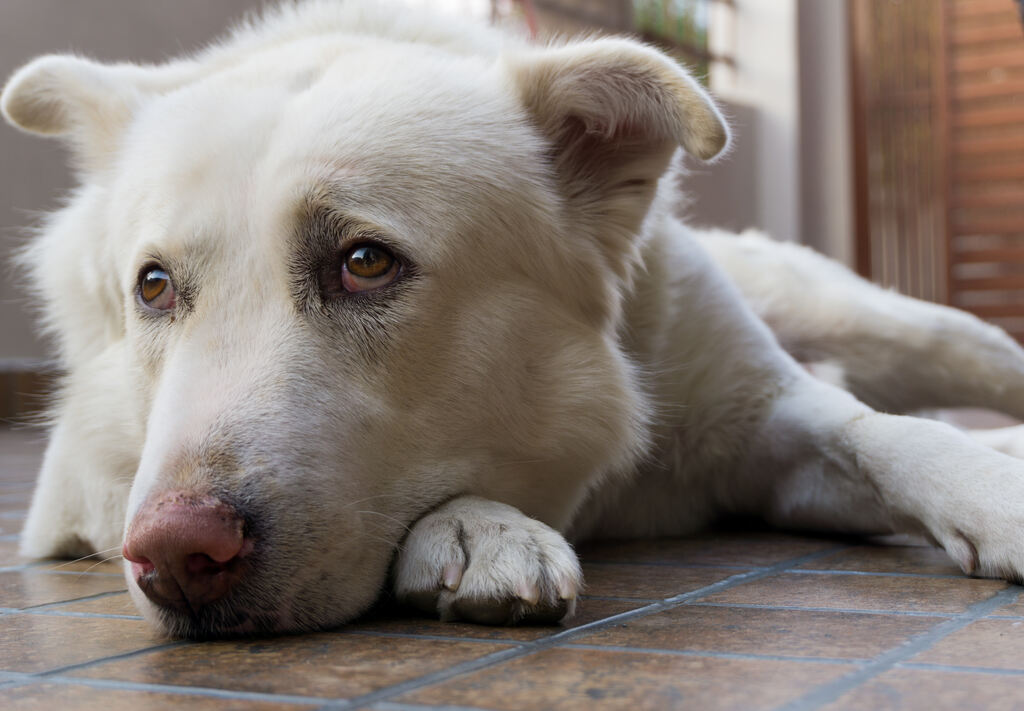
[[0, 519, 21, 536], [401, 647, 849, 711], [0, 614, 163, 673], [51, 592, 141, 617], [71, 633, 509, 698], [0, 682, 305, 710], [702, 573, 1006, 614], [912, 618, 1024, 671], [580, 605, 944, 659], [582, 564, 735, 599], [823, 668, 1024, 711], [0, 570, 126, 609], [350, 597, 643, 642], [798, 545, 962, 576], [0, 539, 28, 568], [989, 589, 1024, 617], [577, 532, 839, 567]]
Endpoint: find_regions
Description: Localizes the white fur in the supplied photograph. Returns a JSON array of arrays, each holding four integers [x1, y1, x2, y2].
[[6, 0, 1024, 636]]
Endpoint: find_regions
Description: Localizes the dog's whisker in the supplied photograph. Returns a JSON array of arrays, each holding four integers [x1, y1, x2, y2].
[[356, 510, 412, 533], [80, 554, 125, 576], [44, 546, 123, 572]]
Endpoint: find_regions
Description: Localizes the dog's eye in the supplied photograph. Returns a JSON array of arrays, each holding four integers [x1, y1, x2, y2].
[[341, 243, 400, 293], [138, 266, 176, 311]]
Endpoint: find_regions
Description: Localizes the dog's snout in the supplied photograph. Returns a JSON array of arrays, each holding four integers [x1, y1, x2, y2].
[[123, 491, 250, 613]]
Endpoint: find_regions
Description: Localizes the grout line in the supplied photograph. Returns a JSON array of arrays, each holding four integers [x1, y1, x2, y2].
[[328, 543, 853, 710], [26, 570, 121, 578], [34, 641, 193, 678], [688, 602, 955, 618], [897, 661, 1024, 677], [0, 561, 123, 574], [372, 702, 500, 711], [785, 568, 967, 580], [344, 630, 526, 647], [774, 584, 1022, 711], [0, 512, 26, 520], [35, 676, 327, 706], [577, 594, 661, 603], [11, 590, 130, 613], [562, 643, 861, 666], [581, 560, 760, 571], [0, 534, 20, 542], [19, 609, 143, 621], [0, 679, 33, 693]]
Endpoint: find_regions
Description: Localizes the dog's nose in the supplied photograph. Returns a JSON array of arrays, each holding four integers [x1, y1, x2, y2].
[[123, 491, 249, 612]]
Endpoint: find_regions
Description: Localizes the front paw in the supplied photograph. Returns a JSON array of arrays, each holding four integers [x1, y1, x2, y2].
[[393, 496, 582, 625]]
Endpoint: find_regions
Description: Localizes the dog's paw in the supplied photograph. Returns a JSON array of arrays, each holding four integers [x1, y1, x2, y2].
[[393, 495, 582, 625]]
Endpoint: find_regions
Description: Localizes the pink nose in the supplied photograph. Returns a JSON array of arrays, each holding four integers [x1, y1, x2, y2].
[[123, 491, 249, 612]]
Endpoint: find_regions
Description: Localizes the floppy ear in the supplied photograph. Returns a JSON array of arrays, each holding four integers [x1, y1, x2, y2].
[[2, 55, 159, 172], [504, 38, 729, 273]]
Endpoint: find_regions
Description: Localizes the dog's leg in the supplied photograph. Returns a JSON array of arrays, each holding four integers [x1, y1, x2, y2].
[[393, 495, 583, 624], [20, 347, 140, 560], [966, 424, 1024, 460], [754, 373, 1024, 580], [700, 230, 1024, 419]]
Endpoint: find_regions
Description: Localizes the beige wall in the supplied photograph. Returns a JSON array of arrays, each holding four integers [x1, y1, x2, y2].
[[0, 0, 261, 362]]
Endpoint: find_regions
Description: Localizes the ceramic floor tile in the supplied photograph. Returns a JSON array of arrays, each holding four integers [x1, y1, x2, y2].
[[349, 597, 644, 642], [0, 570, 127, 609], [577, 531, 840, 567], [0, 614, 164, 673], [49, 592, 141, 617], [400, 647, 850, 711], [0, 682, 306, 710], [702, 572, 1007, 614], [30, 558, 125, 575], [70, 633, 510, 699], [581, 564, 736, 599], [0, 539, 27, 567], [578, 604, 944, 659], [989, 589, 1024, 617], [822, 668, 1024, 711], [797, 545, 963, 576], [911, 618, 1024, 671]]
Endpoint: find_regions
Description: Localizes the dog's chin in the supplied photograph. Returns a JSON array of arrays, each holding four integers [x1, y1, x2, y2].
[[126, 570, 366, 640]]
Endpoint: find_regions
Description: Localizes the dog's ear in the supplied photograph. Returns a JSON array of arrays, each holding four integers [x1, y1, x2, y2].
[[2, 55, 164, 172], [505, 38, 729, 269]]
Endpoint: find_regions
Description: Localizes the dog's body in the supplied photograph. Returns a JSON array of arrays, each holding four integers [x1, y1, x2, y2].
[[6, 1, 1024, 637]]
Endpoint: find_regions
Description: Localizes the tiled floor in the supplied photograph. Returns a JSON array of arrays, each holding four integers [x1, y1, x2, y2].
[[2, 426, 1024, 710]]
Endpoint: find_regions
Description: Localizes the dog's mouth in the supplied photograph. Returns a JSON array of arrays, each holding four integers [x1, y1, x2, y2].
[[127, 542, 296, 639], [121, 490, 319, 638]]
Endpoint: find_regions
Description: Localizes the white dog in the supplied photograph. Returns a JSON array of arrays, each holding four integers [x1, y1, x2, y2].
[[5, 1, 1024, 638]]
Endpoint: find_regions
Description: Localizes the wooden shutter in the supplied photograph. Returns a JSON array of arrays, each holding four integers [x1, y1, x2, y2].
[[851, 0, 1024, 338]]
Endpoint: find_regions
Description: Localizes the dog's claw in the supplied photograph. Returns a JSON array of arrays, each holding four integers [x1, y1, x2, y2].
[[442, 563, 463, 591], [516, 581, 541, 605]]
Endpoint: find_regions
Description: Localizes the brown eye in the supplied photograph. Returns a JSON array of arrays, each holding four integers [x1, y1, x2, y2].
[[341, 243, 400, 293], [138, 266, 176, 311]]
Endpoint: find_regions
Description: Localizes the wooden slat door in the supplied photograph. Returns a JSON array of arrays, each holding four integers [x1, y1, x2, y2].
[[947, 0, 1024, 337], [851, 0, 1024, 339]]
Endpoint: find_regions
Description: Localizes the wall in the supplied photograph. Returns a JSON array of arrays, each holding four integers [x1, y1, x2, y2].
[[797, 0, 854, 265], [707, 0, 802, 244], [0, 0, 261, 364]]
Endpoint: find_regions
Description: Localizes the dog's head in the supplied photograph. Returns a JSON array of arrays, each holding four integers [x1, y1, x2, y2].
[[2, 3, 728, 637]]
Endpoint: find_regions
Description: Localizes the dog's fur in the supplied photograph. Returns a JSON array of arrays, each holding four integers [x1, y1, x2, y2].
[[6, 1, 1024, 638]]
